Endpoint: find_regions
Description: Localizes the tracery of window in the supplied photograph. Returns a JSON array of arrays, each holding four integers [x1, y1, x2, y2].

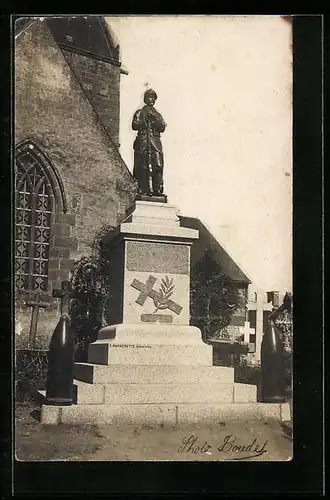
[[15, 149, 53, 294]]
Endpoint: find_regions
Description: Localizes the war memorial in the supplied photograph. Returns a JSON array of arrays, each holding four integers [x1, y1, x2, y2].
[[38, 88, 290, 425], [14, 17, 291, 433]]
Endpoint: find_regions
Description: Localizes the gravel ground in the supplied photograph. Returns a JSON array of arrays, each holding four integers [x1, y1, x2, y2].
[[15, 400, 292, 462]]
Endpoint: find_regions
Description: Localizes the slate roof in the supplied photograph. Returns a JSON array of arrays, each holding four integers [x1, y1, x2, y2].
[[46, 17, 120, 64], [15, 16, 120, 64], [180, 216, 251, 284]]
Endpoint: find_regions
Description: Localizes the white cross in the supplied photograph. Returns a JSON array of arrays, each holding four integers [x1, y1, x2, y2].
[[247, 290, 274, 359]]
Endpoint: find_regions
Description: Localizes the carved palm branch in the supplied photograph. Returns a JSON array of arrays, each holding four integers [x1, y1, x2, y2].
[[153, 276, 174, 312]]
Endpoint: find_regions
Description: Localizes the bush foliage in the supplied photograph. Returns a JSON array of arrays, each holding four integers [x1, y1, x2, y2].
[[235, 305, 293, 389], [69, 223, 114, 361], [190, 250, 240, 342]]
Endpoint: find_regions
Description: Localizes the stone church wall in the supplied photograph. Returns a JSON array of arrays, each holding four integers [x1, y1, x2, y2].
[[63, 51, 121, 147]]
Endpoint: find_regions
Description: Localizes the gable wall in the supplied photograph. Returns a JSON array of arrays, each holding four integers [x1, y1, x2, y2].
[[62, 50, 121, 146]]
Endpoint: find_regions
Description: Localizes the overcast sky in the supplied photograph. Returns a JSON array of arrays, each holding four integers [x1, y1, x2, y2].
[[106, 15, 292, 292]]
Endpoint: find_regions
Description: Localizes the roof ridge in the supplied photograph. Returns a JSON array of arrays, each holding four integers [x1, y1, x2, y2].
[[100, 17, 121, 62], [198, 218, 253, 283]]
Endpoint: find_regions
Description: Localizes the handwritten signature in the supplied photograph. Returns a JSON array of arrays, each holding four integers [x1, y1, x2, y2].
[[178, 434, 268, 460]]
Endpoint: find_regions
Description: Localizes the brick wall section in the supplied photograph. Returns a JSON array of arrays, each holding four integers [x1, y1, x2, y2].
[[62, 50, 121, 146], [15, 20, 136, 347]]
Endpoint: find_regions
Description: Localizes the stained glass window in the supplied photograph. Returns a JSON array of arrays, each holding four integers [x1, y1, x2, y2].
[[15, 146, 53, 293]]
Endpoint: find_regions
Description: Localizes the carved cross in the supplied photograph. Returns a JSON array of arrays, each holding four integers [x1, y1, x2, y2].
[[133, 275, 157, 306], [52, 280, 75, 315], [131, 275, 182, 315]]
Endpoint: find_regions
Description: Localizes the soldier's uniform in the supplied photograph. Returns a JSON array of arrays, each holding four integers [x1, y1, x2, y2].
[[132, 92, 166, 195]]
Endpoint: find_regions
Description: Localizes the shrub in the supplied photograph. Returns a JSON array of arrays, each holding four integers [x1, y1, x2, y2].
[[234, 357, 261, 385], [275, 308, 293, 353], [275, 307, 293, 392], [212, 341, 249, 367], [283, 350, 293, 392], [190, 250, 240, 343], [69, 223, 113, 361]]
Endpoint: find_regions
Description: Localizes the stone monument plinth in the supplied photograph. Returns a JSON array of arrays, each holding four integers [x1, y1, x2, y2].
[[87, 200, 212, 366], [40, 201, 290, 425], [103, 201, 198, 324]]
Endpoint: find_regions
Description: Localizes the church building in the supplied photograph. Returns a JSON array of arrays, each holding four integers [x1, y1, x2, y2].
[[15, 17, 136, 347]]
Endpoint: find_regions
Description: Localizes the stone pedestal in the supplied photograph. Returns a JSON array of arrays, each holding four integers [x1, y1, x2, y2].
[[103, 201, 198, 326], [39, 201, 290, 425], [88, 324, 212, 366]]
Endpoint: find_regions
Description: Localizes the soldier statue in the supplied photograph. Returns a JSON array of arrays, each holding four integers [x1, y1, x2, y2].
[[132, 89, 166, 197]]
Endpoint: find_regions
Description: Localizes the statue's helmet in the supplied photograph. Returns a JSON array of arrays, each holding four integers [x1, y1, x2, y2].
[[144, 89, 158, 103]]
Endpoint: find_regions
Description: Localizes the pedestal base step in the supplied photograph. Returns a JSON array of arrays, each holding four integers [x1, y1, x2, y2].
[[70, 380, 257, 405], [74, 363, 235, 385], [40, 401, 291, 425], [88, 342, 212, 366]]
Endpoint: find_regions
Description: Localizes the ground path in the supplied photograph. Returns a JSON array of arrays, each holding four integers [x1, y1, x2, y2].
[[15, 400, 292, 462]]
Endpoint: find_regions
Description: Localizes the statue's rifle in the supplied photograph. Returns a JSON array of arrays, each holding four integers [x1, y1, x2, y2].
[[146, 112, 153, 195]]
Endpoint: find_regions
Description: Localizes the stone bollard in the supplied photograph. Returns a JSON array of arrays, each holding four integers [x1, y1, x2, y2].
[[260, 320, 286, 403], [46, 313, 75, 406], [260, 293, 291, 403]]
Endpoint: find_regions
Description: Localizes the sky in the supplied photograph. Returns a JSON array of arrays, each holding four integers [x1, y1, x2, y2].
[[106, 15, 292, 293]]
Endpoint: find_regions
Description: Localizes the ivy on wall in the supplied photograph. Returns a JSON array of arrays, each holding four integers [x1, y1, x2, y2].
[[69, 223, 114, 361]]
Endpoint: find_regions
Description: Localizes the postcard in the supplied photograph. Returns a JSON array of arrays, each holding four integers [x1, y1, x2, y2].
[[14, 15, 293, 465]]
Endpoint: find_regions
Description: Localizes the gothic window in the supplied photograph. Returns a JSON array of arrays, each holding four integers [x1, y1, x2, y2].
[[15, 145, 54, 294]]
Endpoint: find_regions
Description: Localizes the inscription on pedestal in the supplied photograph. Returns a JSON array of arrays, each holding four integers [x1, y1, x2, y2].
[[126, 241, 189, 274], [141, 314, 173, 324], [109, 344, 152, 348]]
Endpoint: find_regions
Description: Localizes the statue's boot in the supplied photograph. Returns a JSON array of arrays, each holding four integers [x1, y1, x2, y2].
[[153, 169, 163, 195]]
